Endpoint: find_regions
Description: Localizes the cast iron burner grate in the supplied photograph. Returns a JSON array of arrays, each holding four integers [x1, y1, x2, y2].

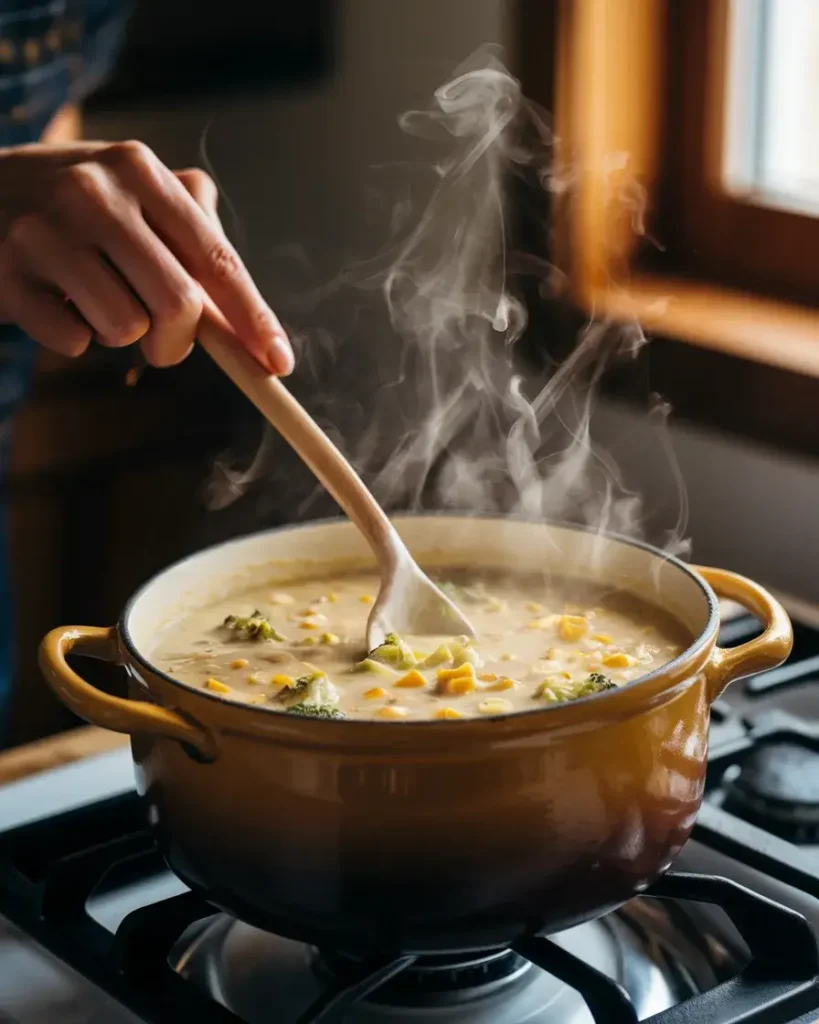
[[0, 792, 817, 1024]]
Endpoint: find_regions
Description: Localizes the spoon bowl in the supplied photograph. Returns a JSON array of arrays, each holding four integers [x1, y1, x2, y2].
[[196, 312, 476, 652], [365, 532, 476, 650]]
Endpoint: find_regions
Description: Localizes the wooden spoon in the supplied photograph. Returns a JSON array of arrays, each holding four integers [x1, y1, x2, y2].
[[196, 313, 476, 650]]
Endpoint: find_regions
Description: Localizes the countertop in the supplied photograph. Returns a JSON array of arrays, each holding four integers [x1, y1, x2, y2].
[[0, 727, 128, 785]]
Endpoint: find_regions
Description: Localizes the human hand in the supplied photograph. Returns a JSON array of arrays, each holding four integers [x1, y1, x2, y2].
[[0, 141, 293, 374]]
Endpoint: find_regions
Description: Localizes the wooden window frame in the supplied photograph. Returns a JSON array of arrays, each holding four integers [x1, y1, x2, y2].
[[655, 0, 819, 306], [514, 0, 819, 457], [531, 0, 819, 380]]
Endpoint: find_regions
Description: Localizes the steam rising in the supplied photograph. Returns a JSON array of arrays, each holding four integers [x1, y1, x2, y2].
[[209, 49, 689, 557]]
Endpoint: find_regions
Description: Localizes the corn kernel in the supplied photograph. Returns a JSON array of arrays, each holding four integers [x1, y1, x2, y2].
[[451, 675, 477, 695], [321, 632, 341, 645], [377, 705, 410, 719], [359, 595, 374, 604], [500, 653, 514, 661], [526, 616, 553, 630], [328, 593, 338, 603], [435, 706, 463, 719], [436, 664, 475, 684], [301, 636, 319, 646], [230, 658, 249, 670], [395, 669, 427, 689], [479, 672, 499, 682], [246, 673, 263, 685], [270, 592, 294, 605], [364, 686, 388, 699], [557, 615, 589, 642], [602, 652, 637, 669], [302, 606, 319, 616], [205, 678, 230, 694], [592, 633, 614, 645], [478, 698, 514, 715], [525, 601, 545, 613], [299, 619, 320, 630], [489, 677, 516, 691], [271, 674, 296, 688]]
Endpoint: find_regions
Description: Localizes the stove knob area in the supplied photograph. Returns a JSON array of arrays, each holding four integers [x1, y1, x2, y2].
[[722, 741, 819, 843]]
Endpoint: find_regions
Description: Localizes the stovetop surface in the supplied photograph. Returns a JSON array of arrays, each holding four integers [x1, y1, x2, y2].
[[3, 602, 819, 1023]]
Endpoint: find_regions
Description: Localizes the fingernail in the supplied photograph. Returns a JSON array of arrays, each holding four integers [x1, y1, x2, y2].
[[268, 334, 294, 376]]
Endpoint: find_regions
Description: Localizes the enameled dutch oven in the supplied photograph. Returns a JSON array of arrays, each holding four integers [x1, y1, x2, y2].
[[39, 516, 792, 954]]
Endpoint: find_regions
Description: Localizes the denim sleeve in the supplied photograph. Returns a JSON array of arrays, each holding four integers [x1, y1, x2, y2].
[[0, 327, 35, 742], [0, 1, 133, 145]]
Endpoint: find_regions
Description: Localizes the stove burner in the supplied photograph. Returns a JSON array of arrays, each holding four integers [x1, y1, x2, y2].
[[723, 741, 819, 842], [169, 894, 736, 1023], [316, 947, 530, 1005], [0, 784, 815, 1024]]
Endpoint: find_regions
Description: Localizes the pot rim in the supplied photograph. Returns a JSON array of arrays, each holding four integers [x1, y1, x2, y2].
[[119, 513, 719, 727]]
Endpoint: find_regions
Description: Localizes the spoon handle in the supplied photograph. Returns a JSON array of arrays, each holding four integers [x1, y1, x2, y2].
[[197, 313, 400, 569]]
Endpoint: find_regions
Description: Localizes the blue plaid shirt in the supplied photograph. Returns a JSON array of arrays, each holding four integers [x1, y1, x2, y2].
[[0, 0, 129, 732]]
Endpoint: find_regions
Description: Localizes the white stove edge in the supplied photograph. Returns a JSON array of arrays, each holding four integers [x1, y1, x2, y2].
[[0, 748, 135, 833]]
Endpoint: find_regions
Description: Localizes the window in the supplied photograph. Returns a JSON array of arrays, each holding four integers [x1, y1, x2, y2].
[[724, 0, 819, 215], [651, 0, 819, 305], [533, 0, 819, 378]]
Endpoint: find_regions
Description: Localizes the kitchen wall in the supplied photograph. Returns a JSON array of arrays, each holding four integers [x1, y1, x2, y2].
[[88, 0, 513, 284], [86, 0, 516, 527], [597, 401, 819, 604], [86, 3, 819, 602]]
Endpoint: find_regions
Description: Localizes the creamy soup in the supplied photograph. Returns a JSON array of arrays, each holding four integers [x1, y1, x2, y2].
[[150, 569, 690, 721]]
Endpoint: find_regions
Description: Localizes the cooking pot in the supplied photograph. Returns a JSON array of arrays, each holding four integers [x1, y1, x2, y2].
[[39, 516, 791, 954]]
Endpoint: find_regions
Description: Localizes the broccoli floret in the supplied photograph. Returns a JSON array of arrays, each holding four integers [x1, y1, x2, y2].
[[223, 610, 287, 643], [275, 671, 321, 702], [576, 672, 617, 697], [276, 672, 342, 717], [367, 632, 416, 670], [286, 704, 345, 720], [288, 673, 318, 695], [353, 657, 396, 677], [451, 639, 483, 670]]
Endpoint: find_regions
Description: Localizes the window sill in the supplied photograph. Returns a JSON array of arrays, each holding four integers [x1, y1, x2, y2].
[[589, 274, 819, 378]]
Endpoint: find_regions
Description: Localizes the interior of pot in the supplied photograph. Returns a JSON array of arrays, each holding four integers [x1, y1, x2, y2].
[[125, 516, 715, 664]]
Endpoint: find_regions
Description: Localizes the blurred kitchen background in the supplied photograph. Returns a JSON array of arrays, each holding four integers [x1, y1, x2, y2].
[[9, 0, 819, 747]]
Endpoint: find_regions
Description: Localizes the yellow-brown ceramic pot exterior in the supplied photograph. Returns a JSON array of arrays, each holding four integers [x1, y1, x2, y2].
[[38, 518, 792, 953]]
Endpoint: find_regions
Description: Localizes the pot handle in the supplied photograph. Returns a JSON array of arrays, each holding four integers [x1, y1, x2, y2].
[[693, 566, 793, 702], [39, 625, 217, 760]]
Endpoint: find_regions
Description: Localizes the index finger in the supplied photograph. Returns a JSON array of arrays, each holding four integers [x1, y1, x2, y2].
[[115, 146, 293, 375]]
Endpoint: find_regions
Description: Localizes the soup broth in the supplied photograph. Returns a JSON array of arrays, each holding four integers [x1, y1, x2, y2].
[[150, 569, 690, 721]]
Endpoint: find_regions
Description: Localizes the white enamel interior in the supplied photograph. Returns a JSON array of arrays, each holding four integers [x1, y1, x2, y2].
[[125, 517, 715, 663]]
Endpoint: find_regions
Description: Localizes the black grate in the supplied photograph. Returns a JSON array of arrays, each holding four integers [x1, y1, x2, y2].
[[0, 792, 817, 1024]]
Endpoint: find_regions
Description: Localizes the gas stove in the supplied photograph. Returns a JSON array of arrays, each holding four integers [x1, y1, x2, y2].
[[3, 601, 819, 1023]]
